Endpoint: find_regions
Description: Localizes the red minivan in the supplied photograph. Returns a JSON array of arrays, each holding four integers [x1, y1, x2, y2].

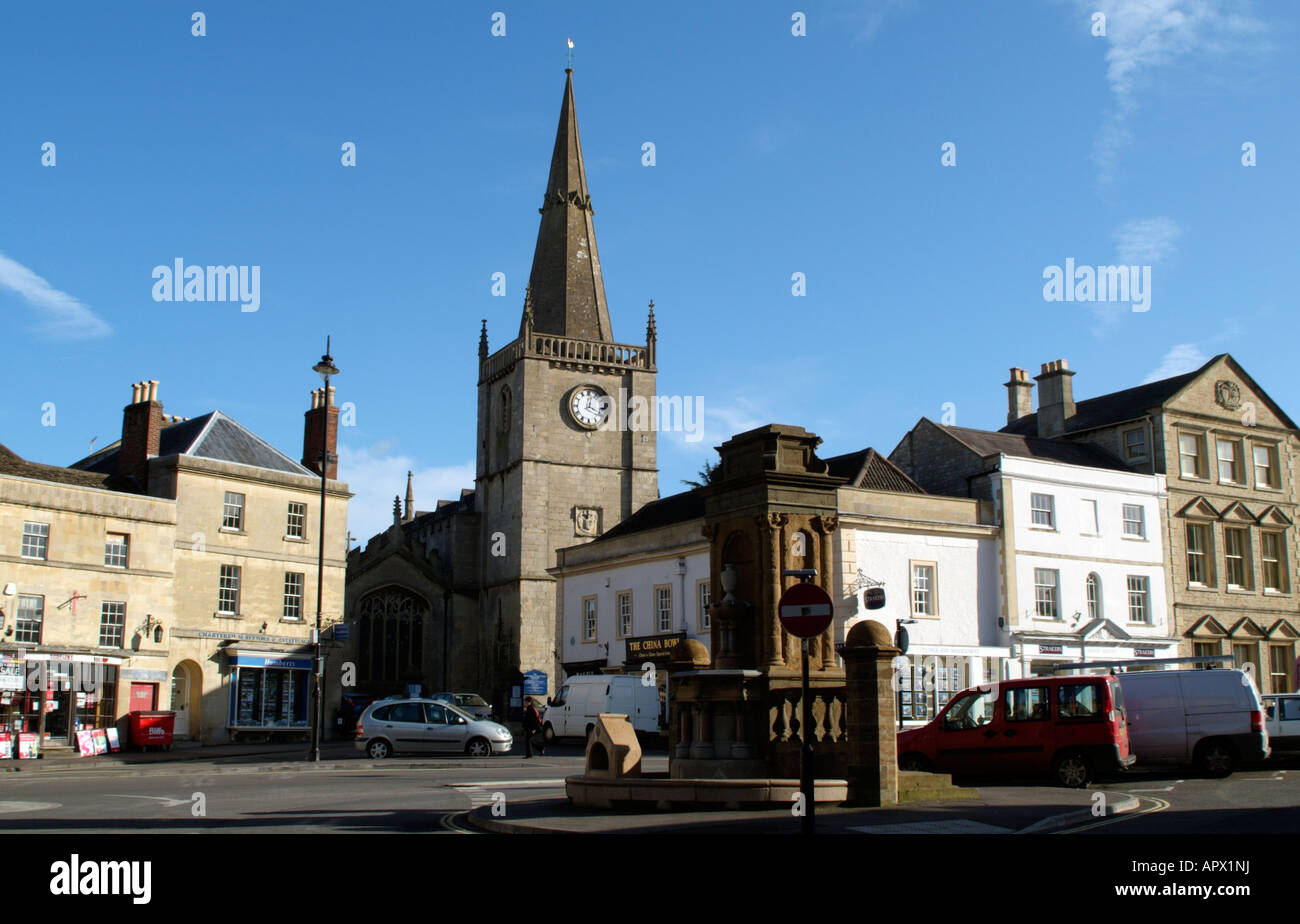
[[897, 675, 1135, 787]]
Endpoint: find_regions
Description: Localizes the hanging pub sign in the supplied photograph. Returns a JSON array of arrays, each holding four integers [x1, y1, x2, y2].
[[864, 587, 886, 610], [895, 625, 910, 655]]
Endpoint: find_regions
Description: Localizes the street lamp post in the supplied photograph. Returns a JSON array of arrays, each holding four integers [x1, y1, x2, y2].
[[309, 337, 339, 763]]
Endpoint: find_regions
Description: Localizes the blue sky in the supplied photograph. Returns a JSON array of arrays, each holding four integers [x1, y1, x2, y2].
[[2, 1, 1296, 542]]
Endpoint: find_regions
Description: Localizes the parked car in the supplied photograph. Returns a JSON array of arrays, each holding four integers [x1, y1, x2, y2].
[[1261, 693, 1300, 753], [896, 674, 1134, 787], [1258, 696, 1300, 753], [1118, 668, 1269, 776], [543, 675, 663, 741], [355, 698, 513, 759], [430, 692, 493, 720]]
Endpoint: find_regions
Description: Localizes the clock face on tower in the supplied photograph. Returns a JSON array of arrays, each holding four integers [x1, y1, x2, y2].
[[567, 385, 608, 429]]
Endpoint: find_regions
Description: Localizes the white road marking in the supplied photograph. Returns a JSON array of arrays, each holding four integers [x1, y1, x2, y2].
[[849, 819, 1013, 835], [0, 801, 61, 813], [109, 794, 196, 807], [1127, 785, 1175, 792]]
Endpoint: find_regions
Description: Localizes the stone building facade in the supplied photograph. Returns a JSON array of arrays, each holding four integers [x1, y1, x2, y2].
[[0, 379, 349, 750], [1000, 355, 1299, 692]]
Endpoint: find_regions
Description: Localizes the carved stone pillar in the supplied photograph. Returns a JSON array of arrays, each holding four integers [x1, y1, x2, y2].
[[689, 703, 714, 759], [765, 513, 787, 669], [817, 515, 839, 671]]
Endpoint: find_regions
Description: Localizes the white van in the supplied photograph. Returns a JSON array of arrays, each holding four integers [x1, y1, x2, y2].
[[1118, 668, 1270, 776], [542, 675, 664, 741]]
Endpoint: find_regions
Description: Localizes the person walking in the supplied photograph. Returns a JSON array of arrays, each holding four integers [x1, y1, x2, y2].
[[522, 696, 546, 758]]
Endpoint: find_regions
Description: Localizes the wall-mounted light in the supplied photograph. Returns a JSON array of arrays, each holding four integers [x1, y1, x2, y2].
[[153, 624, 164, 644]]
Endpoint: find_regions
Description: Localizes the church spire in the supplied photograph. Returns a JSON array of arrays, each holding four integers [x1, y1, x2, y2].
[[524, 68, 613, 343], [404, 470, 415, 522]]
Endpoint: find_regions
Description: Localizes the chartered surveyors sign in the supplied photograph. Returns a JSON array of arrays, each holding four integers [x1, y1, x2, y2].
[[625, 633, 685, 664]]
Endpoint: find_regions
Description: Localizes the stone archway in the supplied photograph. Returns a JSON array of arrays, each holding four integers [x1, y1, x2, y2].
[[170, 660, 202, 740]]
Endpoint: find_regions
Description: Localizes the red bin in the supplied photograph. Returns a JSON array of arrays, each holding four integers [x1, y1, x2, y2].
[[128, 711, 175, 751]]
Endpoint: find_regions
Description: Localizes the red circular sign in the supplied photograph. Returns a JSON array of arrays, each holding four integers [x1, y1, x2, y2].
[[778, 582, 834, 638]]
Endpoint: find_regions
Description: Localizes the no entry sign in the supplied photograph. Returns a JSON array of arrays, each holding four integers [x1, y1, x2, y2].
[[778, 582, 833, 638]]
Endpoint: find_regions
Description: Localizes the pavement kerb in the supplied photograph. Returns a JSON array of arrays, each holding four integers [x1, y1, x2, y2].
[[466, 790, 1145, 835], [1014, 791, 1141, 834]]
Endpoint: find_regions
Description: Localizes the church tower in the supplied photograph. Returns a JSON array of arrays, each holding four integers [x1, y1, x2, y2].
[[476, 69, 659, 701]]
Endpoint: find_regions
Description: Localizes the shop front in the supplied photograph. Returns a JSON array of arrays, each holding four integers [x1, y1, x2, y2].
[[1011, 625, 1180, 678], [225, 648, 312, 742], [894, 645, 1009, 725], [0, 649, 123, 754]]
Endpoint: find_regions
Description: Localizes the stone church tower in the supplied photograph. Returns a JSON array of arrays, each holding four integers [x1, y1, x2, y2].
[[476, 69, 659, 703]]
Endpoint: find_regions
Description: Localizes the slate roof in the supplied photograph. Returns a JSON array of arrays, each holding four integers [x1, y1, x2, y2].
[[0, 443, 127, 490], [824, 448, 926, 494], [937, 424, 1130, 471], [593, 489, 705, 543], [1001, 356, 1209, 437], [70, 411, 314, 478]]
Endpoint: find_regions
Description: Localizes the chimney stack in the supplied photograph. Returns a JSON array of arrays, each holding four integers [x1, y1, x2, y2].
[[302, 386, 339, 479], [1034, 359, 1076, 439], [120, 380, 164, 491], [1005, 367, 1034, 425]]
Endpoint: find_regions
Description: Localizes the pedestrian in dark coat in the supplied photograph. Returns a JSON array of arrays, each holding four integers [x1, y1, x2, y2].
[[522, 696, 546, 758]]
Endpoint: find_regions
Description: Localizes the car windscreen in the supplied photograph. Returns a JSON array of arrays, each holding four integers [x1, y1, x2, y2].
[[455, 695, 488, 707]]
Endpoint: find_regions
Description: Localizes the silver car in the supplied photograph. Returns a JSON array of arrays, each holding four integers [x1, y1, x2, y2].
[[355, 698, 513, 759]]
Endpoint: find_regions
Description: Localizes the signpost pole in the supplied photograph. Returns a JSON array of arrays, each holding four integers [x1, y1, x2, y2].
[[800, 636, 813, 836], [779, 569, 832, 838]]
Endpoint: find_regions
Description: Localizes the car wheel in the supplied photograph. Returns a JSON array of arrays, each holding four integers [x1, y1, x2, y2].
[[466, 737, 493, 758], [899, 753, 932, 773], [367, 738, 392, 760], [1196, 740, 1235, 777], [543, 723, 555, 743], [1052, 751, 1091, 788]]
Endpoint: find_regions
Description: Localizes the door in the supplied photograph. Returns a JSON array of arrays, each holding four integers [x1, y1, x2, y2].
[[423, 701, 468, 751], [1122, 676, 1186, 762], [932, 687, 999, 774], [550, 684, 571, 736], [170, 666, 190, 737], [384, 701, 432, 752], [129, 683, 157, 712], [998, 685, 1054, 773]]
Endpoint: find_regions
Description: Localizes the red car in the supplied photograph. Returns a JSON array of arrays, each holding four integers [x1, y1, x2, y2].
[[897, 674, 1135, 787]]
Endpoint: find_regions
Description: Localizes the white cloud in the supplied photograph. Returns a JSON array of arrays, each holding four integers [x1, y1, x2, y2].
[[1143, 342, 1208, 383], [1077, 0, 1268, 180], [0, 250, 111, 339], [839, 0, 916, 43], [1113, 216, 1182, 264], [338, 442, 474, 544]]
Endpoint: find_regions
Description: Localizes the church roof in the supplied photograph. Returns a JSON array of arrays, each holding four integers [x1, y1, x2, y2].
[[824, 448, 926, 494], [523, 69, 614, 342], [70, 411, 315, 477]]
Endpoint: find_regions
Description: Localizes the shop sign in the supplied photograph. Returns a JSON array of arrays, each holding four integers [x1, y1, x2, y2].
[[1038, 645, 1063, 655], [229, 654, 312, 669], [625, 633, 685, 663], [1134, 648, 1155, 658]]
